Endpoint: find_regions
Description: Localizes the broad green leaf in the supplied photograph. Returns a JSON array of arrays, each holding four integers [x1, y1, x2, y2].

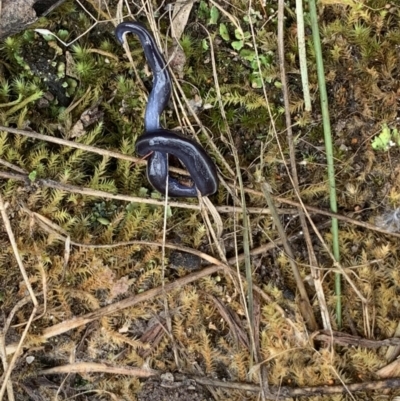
[[198, 1, 209, 19], [232, 40, 244, 51], [209, 6, 219, 24]]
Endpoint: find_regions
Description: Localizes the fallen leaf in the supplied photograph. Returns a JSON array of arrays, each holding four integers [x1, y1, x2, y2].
[[171, 1, 193, 41]]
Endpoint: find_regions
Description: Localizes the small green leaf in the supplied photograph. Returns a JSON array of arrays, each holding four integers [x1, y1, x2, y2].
[[219, 23, 230, 41], [150, 191, 162, 200], [209, 6, 219, 25], [234, 28, 244, 40], [240, 49, 256, 61], [243, 15, 258, 24], [166, 206, 172, 218], [372, 124, 391, 151], [392, 128, 400, 146], [57, 29, 69, 40], [250, 73, 263, 88], [126, 202, 139, 212], [138, 187, 149, 197], [371, 137, 388, 151], [243, 15, 251, 23], [259, 54, 271, 67], [232, 40, 244, 51], [235, 29, 250, 40], [28, 170, 37, 182], [249, 54, 272, 70], [57, 62, 66, 78], [202, 39, 209, 51], [198, 0, 209, 19], [23, 30, 35, 42], [97, 217, 111, 225]]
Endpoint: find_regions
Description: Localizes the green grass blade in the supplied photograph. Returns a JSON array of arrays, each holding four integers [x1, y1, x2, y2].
[[308, 0, 342, 327]]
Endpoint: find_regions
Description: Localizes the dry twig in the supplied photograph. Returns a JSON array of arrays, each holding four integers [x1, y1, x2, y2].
[[0, 194, 39, 400]]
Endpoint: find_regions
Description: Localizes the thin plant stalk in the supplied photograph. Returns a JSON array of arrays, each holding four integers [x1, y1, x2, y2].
[[276, 0, 318, 330], [308, 0, 341, 326], [296, 0, 311, 111]]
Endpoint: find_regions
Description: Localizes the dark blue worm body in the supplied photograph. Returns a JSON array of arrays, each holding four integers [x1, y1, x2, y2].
[[115, 22, 218, 197], [115, 22, 171, 132], [136, 130, 218, 197]]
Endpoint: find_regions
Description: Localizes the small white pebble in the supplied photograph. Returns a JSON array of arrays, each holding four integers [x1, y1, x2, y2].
[[26, 356, 35, 364], [161, 373, 174, 382]]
